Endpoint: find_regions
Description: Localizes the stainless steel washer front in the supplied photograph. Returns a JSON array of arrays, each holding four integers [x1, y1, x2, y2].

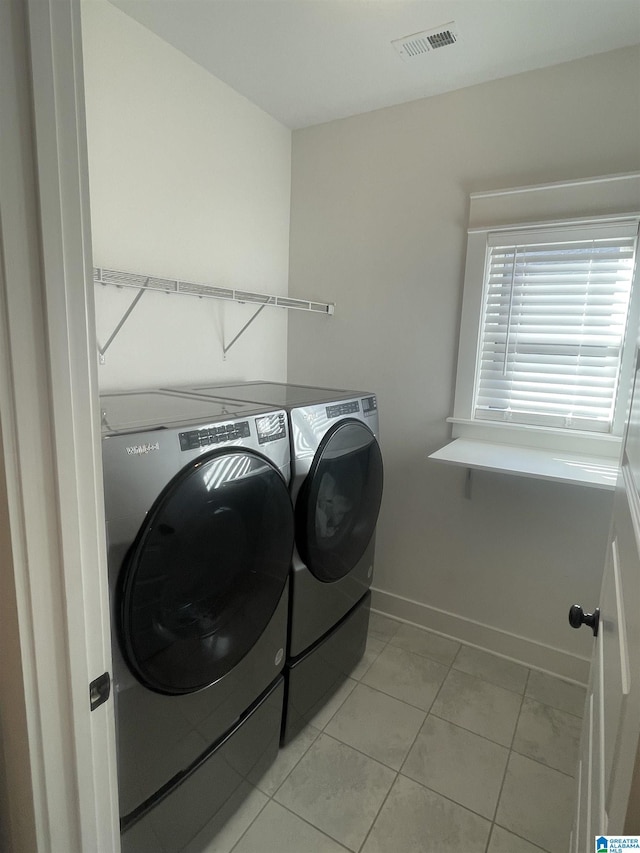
[[101, 390, 294, 842]]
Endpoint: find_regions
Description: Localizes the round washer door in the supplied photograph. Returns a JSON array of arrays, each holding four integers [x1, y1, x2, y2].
[[295, 419, 383, 582], [119, 448, 293, 695]]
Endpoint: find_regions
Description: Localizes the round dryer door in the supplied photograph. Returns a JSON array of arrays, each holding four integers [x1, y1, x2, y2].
[[119, 448, 293, 695], [295, 419, 383, 582]]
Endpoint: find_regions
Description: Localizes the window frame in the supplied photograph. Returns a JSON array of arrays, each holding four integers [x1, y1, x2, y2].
[[450, 212, 640, 461]]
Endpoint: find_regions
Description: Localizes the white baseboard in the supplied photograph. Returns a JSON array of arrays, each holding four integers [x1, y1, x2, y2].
[[371, 586, 590, 685]]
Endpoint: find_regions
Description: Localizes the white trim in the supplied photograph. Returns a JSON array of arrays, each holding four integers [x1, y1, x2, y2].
[[470, 171, 640, 200], [448, 417, 623, 455], [27, 0, 120, 847], [0, 1, 69, 845], [451, 230, 488, 422], [622, 461, 640, 557], [467, 173, 640, 232], [468, 212, 640, 235], [0, 0, 119, 850], [370, 587, 590, 684]]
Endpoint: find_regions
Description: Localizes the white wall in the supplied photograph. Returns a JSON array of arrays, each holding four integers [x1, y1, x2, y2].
[[82, 1, 292, 391], [288, 46, 640, 681]]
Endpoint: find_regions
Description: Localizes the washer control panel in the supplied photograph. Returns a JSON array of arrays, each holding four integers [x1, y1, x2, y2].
[[326, 400, 360, 418], [256, 413, 287, 445], [179, 421, 250, 451]]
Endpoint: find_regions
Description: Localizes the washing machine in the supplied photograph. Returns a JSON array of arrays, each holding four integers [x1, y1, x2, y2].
[[166, 382, 383, 743], [101, 390, 294, 852]]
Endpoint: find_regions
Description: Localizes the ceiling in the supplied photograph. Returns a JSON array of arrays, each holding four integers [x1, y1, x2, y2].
[[111, 0, 640, 129]]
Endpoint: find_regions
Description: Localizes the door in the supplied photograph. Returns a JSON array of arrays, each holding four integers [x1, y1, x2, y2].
[[119, 448, 294, 694], [572, 355, 640, 848], [295, 419, 383, 582]]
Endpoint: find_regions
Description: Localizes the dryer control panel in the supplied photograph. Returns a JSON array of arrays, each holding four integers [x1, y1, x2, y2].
[[256, 413, 287, 445], [361, 395, 377, 416]]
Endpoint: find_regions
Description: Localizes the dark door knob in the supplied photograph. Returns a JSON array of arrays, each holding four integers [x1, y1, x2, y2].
[[568, 604, 600, 637]]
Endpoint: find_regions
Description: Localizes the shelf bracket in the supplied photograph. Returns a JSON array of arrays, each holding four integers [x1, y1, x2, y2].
[[222, 297, 272, 358], [97, 278, 149, 363]]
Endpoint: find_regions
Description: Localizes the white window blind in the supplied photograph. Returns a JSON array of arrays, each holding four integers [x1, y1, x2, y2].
[[474, 221, 638, 433]]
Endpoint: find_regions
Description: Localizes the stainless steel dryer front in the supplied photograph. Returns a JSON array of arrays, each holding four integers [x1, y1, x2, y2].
[[101, 390, 294, 851], [166, 382, 384, 743]]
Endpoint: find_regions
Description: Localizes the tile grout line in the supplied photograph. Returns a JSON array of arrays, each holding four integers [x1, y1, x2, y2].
[[340, 622, 404, 853], [427, 708, 517, 750], [479, 666, 530, 853], [520, 694, 584, 721], [351, 639, 387, 683], [266, 726, 322, 799], [485, 667, 557, 853], [328, 673, 430, 739], [395, 639, 535, 699], [307, 676, 360, 732], [226, 793, 271, 853], [355, 767, 399, 853], [393, 770, 498, 831], [361, 635, 459, 714], [350, 678, 436, 718], [502, 693, 582, 781], [275, 799, 355, 852], [396, 631, 512, 842], [358, 676, 445, 713], [317, 729, 414, 778]]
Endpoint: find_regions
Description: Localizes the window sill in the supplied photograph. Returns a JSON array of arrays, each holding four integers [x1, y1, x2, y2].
[[429, 438, 619, 490]]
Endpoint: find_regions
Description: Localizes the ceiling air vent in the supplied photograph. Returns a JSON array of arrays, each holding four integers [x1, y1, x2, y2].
[[392, 23, 458, 62]]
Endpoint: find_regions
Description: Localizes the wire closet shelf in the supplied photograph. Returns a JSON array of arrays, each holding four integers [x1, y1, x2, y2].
[[93, 266, 334, 360], [93, 267, 334, 315]]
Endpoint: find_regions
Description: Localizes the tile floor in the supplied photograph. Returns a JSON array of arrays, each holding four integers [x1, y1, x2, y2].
[[201, 612, 586, 853]]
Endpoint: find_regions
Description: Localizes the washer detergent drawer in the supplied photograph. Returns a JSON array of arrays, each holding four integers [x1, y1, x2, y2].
[[121, 677, 284, 853]]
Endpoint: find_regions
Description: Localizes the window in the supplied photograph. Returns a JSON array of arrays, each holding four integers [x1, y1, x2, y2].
[[433, 174, 640, 488], [475, 221, 638, 434]]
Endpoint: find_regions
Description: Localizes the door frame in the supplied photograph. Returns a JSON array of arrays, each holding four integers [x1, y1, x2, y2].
[[0, 0, 119, 850]]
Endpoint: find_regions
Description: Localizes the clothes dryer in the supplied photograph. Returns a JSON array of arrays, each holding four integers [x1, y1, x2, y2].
[[167, 382, 383, 743], [101, 390, 294, 851]]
